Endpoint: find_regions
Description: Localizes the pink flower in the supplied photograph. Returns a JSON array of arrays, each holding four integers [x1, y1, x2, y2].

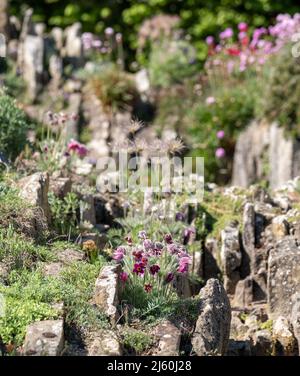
[[133, 262, 146, 275], [165, 272, 174, 283], [113, 246, 126, 261], [143, 239, 154, 251], [164, 234, 173, 244], [178, 256, 191, 274], [217, 130, 225, 139], [67, 139, 88, 157], [238, 22, 248, 32], [205, 96, 215, 105], [220, 28, 233, 39], [120, 272, 128, 283], [206, 36, 214, 45], [215, 147, 226, 158], [144, 283, 153, 293], [150, 265, 160, 275], [105, 27, 114, 36]]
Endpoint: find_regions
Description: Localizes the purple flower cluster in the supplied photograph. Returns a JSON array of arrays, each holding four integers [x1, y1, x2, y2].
[[113, 231, 192, 294], [205, 14, 300, 74]]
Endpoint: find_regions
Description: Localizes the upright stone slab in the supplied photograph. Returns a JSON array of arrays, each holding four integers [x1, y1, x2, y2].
[[18, 172, 50, 223], [94, 264, 120, 323], [0, 0, 9, 38], [23, 35, 44, 102], [191, 279, 231, 356], [221, 224, 242, 294], [23, 320, 64, 356], [64, 22, 83, 67], [268, 238, 300, 319]]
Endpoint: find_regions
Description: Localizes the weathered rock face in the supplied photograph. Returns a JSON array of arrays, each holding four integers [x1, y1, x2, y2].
[[64, 22, 83, 67], [49, 177, 72, 199], [18, 172, 51, 223], [221, 224, 242, 294], [22, 35, 44, 102], [23, 320, 64, 356], [273, 316, 298, 356], [0, 0, 9, 38], [94, 265, 120, 323], [153, 320, 181, 356], [267, 237, 300, 319], [80, 194, 96, 227], [87, 330, 122, 356], [192, 278, 231, 356], [233, 276, 253, 308], [291, 293, 300, 355], [232, 120, 300, 189]]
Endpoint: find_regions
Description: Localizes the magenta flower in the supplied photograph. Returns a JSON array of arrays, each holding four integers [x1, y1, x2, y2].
[[113, 246, 126, 261], [215, 147, 226, 159], [238, 22, 248, 32], [132, 250, 143, 261], [125, 235, 133, 245], [144, 283, 153, 293], [165, 272, 174, 283], [164, 234, 173, 244], [67, 139, 88, 157], [206, 36, 214, 45], [133, 262, 146, 275], [143, 239, 154, 251], [150, 264, 160, 276], [217, 130, 225, 139], [220, 28, 233, 39], [120, 272, 128, 283], [178, 256, 191, 273]]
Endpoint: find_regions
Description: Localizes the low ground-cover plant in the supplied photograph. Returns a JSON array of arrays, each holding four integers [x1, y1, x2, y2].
[[0, 258, 108, 348], [114, 231, 191, 311], [0, 93, 31, 160]]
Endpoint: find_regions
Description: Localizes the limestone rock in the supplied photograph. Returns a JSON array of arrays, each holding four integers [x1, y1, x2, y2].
[[271, 215, 289, 241], [252, 329, 273, 356], [22, 35, 44, 102], [88, 330, 122, 356], [154, 320, 181, 356], [273, 316, 298, 356], [49, 177, 72, 198], [94, 265, 121, 323], [18, 172, 50, 223], [221, 224, 242, 294], [267, 237, 300, 319], [233, 277, 253, 308], [232, 120, 300, 189], [23, 320, 64, 356], [191, 279, 231, 356], [0, 0, 9, 38], [291, 293, 300, 355], [80, 194, 96, 227], [64, 22, 83, 67]]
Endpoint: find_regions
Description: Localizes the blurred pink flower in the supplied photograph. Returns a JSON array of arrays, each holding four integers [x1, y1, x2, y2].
[[206, 36, 214, 45], [215, 147, 226, 158], [220, 28, 233, 39], [206, 96, 215, 105], [238, 22, 248, 32], [217, 130, 225, 139], [67, 139, 88, 157]]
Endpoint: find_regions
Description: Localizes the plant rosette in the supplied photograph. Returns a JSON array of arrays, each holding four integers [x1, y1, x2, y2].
[[113, 231, 191, 306]]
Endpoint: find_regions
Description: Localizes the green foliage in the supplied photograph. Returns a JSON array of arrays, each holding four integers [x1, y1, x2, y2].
[[10, 0, 300, 65], [0, 59, 26, 98], [88, 64, 138, 112], [148, 39, 197, 88], [0, 259, 108, 346], [256, 44, 300, 136], [188, 82, 256, 183], [0, 226, 54, 272], [48, 192, 80, 237], [0, 93, 31, 160], [0, 180, 47, 240], [0, 295, 59, 346], [122, 328, 153, 355]]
